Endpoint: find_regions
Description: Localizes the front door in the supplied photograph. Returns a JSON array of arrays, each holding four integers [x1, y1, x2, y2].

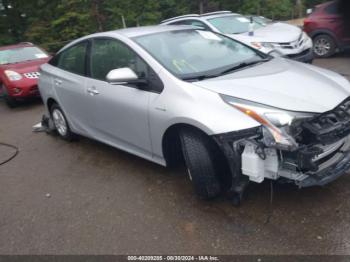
[[86, 38, 153, 158]]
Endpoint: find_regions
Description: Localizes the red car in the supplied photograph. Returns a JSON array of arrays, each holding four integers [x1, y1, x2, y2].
[[304, 0, 350, 58], [0, 42, 50, 107]]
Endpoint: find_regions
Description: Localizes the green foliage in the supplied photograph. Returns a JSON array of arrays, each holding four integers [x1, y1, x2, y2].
[[0, 0, 331, 52], [263, 0, 293, 19], [240, 0, 261, 15]]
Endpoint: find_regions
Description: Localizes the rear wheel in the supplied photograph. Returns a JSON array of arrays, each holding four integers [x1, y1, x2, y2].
[[2, 84, 17, 108], [313, 34, 336, 58], [179, 128, 223, 200], [50, 103, 77, 141]]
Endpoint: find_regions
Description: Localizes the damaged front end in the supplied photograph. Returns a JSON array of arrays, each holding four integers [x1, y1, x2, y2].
[[214, 96, 350, 195]]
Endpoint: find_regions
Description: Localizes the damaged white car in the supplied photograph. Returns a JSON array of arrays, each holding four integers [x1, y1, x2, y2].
[[38, 26, 350, 204], [161, 11, 314, 63]]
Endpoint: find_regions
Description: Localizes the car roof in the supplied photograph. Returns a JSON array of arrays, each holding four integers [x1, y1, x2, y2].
[[110, 25, 195, 38], [0, 42, 34, 51], [60, 25, 196, 52], [161, 11, 239, 23]]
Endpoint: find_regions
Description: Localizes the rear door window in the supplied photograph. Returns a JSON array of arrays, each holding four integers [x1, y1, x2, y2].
[[56, 41, 88, 76]]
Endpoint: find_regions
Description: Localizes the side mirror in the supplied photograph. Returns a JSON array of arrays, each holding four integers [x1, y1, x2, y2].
[[106, 67, 139, 84], [306, 8, 313, 15]]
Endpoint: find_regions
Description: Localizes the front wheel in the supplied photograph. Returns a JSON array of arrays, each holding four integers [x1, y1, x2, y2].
[[180, 128, 223, 200], [50, 103, 77, 141], [313, 34, 336, 58]]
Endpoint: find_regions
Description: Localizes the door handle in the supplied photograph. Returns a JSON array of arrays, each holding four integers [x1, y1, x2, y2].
[[87, 87, 100, 96], [54, 79, 62, 85]]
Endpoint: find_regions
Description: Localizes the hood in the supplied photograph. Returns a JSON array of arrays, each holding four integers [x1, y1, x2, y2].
[[0, 58, 50, 74], [192, 58, 350, 113], [232, 22, 302, 43]]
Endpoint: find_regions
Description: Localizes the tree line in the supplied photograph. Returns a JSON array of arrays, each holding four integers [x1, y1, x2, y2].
[[0, 0, 329, 52]]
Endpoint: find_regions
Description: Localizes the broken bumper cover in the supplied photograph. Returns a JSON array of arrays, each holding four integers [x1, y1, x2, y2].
[[214, 127, 350, 188], [214, 97, 350, 189], [284, 48, 314, 63], [298, 149, 350, 187]]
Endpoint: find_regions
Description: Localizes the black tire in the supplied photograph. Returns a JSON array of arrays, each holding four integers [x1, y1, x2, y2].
[[50, 103, 77, 141], [313, 34, 336, 58], [180, 128, 223, 200], [2, 84, 17, 108]]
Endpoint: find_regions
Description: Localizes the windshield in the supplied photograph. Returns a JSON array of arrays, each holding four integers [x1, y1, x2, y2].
[[0, 46, 48, 65], [134, 30, 267, 80], [208, 15, 264, 34]]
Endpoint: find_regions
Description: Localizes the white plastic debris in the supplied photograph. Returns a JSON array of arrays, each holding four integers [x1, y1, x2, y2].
[[32, 122, 46, 132]]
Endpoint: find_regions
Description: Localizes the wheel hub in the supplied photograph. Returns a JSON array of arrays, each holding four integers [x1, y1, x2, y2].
[[52, 109, 67, 136], [314, 38, 331, 56]]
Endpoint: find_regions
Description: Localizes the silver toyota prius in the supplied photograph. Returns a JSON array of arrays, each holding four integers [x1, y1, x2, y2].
[[39, 25, 350, 204]]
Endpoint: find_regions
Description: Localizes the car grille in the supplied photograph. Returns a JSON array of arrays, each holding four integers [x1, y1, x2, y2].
[[24, 72, 40, 79], [273, 33, 304, 50], [303, 97, 350, 143]]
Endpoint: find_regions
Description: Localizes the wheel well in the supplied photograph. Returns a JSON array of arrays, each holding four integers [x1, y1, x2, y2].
[[312, 32, 338, 47], [162, 123, 232, 188], [47, 98, 57, 112], [162, 124, 208, 168], [162, 124, 223, 167]]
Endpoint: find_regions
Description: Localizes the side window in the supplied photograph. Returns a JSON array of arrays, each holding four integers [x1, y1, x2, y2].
[[169, 21, 189, 26], [90, 38, 149, 81], [188, 20, 211, 30], [325, 3, 339, 15], [169, 20, 211, 30], [57, 41, 88, 75], [48, 53, 59, 66]]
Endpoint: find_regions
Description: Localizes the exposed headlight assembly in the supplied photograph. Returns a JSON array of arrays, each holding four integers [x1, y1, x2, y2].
[[221, 95, 316, 150], [4, 70, 22, 81]]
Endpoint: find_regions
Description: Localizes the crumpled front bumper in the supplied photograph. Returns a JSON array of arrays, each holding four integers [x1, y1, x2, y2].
[[297, 149, 350, 187], [284, 48, 314, 64], [214, 128, 350, 189]]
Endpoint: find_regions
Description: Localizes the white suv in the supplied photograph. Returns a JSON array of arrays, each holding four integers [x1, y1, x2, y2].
[[161, 11, 314, 63]]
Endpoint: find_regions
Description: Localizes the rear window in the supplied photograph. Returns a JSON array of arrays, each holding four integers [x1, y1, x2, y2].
[[208, 15, 263, 34]]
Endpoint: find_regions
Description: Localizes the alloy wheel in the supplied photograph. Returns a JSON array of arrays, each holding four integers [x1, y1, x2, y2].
[[314, 37, 331, 57], [52, 109, 68, 136]]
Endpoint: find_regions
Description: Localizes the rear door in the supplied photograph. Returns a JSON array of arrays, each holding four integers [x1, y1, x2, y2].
[[52, 41, 93, 134]]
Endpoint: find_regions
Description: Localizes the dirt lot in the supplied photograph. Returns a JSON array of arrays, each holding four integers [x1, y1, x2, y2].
[[0, 53, 350, 255]]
